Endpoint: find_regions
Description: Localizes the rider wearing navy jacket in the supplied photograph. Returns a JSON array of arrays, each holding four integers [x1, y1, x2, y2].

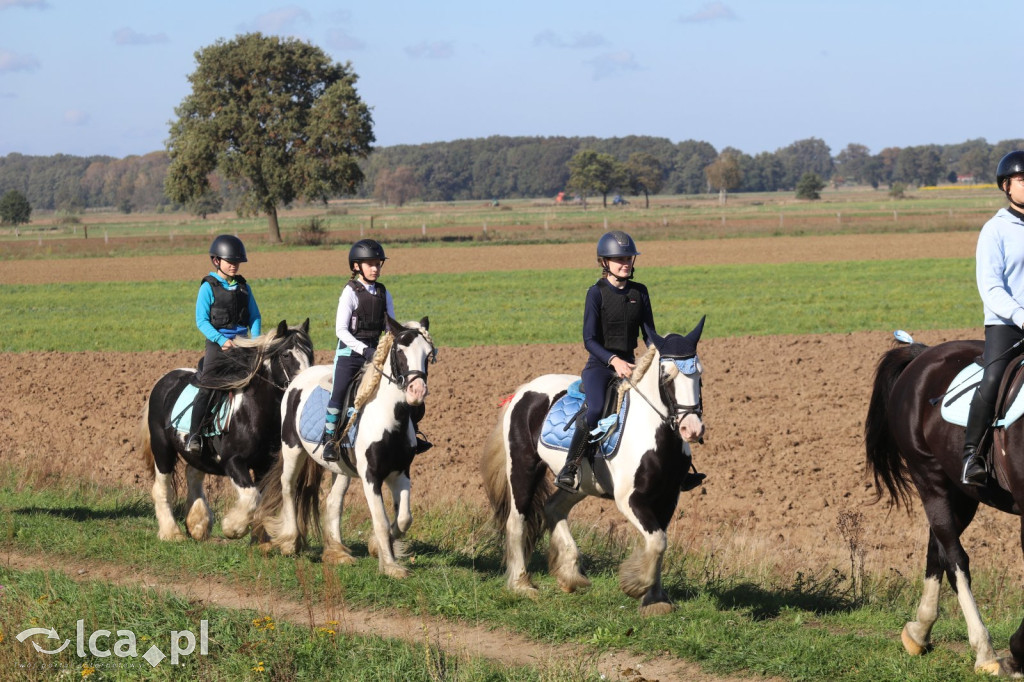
[[962, 151, 1024, 486], [555, 231, 704, 492], [186, 234, 262, 452]]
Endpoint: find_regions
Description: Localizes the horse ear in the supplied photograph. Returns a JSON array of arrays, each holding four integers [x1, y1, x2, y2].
[[300, 318, 310, 333], [685, 315, 706, 346], [276, 319, 288, 336], [649, 329, 665, 352], [386, 315, 402, 334], [420, 316, 429, 331]]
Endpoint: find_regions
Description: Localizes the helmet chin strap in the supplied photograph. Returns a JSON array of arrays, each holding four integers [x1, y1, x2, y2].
[[1006, 189, 1024, 212]]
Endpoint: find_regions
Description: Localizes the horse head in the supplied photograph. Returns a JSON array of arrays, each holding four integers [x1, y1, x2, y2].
[[385, 315, 436, 406], [267, 319, 314, 389], [650, 315, 705, 444]]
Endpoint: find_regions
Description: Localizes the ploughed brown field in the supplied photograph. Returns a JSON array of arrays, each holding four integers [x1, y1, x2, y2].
[[3, 231, 1016, 583]]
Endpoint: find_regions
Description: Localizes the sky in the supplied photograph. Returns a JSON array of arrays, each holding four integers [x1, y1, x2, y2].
[[0, 0, 1017, 160]]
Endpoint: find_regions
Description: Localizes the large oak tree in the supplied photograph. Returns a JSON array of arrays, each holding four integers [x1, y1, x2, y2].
[[165, 33, 374, 242]]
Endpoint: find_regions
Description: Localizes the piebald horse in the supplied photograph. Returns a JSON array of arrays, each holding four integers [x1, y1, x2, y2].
[[254, 317, 435, 579], [481, 317, 706, 614], [139, 319, 313, 541]]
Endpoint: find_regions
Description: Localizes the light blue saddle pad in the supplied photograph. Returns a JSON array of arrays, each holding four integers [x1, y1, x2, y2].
[[298, 386, 357, 445], [940, 362, 1024, 428], [539, 380, 629, 458], [169, 384, 230, 436]]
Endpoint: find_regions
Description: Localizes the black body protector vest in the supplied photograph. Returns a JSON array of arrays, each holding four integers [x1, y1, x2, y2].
[[346, 279, 388, 347], [598, 279, 646, 362], [202, 275, 251, 330]]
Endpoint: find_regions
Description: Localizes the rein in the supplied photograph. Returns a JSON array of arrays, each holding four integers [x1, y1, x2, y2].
[[623, 355, 703, 434]]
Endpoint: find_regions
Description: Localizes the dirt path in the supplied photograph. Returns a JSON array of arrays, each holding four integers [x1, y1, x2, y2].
[[1, 549, 771, 682]]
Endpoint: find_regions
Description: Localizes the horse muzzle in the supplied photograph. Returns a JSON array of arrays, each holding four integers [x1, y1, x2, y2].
[[678, 413, 704, 443], [405, 376, 427, 406]]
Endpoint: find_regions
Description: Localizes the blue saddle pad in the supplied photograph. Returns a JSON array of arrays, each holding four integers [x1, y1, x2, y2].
[[941, 362, 1024, 428], [539, 380, 629, 458], [298, 386, 357, 445], [169, 384, 230, 436]]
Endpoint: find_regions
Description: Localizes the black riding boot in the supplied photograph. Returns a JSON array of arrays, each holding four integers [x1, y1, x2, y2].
[[555, 423, 591, 492], [410, 403, 433, 455], [961, 394, 995, 487], [186, 387, 214, 453]]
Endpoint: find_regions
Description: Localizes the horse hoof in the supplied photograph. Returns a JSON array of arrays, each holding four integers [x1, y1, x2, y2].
[[383, 563, 410, 579], [323, 548, 357, 566], [158, 528, 186, 542], [900, 625, 927, 656], [639, 601, 675, 617], [974, 659, 1003, 676]]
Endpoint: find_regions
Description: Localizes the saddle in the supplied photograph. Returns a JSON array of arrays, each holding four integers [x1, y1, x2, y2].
[[539, 379, 630, 458], [299, 367, 368, 447]]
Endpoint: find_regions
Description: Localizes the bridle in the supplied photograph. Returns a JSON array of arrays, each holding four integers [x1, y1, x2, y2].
[[374, 329, 438, 389], [624, 354, 703, 437]]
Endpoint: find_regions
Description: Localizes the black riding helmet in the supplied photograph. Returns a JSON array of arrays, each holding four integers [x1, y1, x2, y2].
[[997, 151, 1024, 190], [349, 239, 387, 271], [597, 230, 640, 258], [209, 234, 247, 262]]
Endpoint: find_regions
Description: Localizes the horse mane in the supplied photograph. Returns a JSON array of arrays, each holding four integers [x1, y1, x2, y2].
[[616, 343, 657, 409], [339, 332, 396, 436], [196, 326, 290, 391]]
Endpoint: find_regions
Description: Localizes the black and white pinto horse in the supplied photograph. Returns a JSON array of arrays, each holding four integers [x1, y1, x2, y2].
[[254, 317, 435, 579], [481, 317, 706, 614], [139, 320, 313, 542]]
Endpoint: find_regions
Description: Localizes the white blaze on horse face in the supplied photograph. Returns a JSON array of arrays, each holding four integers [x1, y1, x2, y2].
[[666, 355, 704, 443]]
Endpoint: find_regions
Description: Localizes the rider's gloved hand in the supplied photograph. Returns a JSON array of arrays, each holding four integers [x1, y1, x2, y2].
[[361, 346, 375, 362]]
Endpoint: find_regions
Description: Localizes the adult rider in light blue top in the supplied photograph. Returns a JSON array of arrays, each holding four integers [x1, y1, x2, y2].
[[962, 151, 1024, 486], [186, 234, 262, 453]]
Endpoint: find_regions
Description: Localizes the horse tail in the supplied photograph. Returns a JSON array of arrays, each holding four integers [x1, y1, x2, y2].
[[480, 401, 550, 561], [138, 392, 155, 479], [865, 342, 927, 509], [252, 450, 324, 548]]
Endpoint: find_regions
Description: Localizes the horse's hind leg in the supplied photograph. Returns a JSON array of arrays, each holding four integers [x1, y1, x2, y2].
[[184, 465, 213, 541], [152, 469, 184, 541], [322, 473, 355, 566], [544, 491, 590, 593], [901, 530, 943, 655]]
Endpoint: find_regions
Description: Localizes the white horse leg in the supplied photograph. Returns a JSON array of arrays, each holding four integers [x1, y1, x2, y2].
[[544, 491, 590, 593], [621, 530, 673, 615], [322, 473, 355, 566], [504, 508, 538, 597], [362, 477, 409, 579], [222, 482, 259, 539], [184, 465, 212, 541], [151, 470, 185, 541], [264, 444, 305, 555], [952, 567, 1003, 674], [901, 575, 940, 655], [391, 474, 413, 537]]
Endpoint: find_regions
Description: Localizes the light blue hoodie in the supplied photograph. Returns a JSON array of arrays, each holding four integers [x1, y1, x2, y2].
[[977, 208, 1024, 327]]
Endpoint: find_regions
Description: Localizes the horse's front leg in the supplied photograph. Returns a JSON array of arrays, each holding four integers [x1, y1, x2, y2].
[[184, 464, 212, 541], [544, 489, 589, 593], [362, 477, 409, 579], [615, 493, 673, 614], [322, 473, 355, 566], [389, 473, 412, 538], [221, 460, 259, 540]]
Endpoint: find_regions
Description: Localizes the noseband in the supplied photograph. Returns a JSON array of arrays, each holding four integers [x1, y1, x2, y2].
[[377, 330, 437, 389]]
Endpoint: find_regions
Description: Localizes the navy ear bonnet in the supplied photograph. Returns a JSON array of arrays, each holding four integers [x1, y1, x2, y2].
[[652, 315, 705, 359]]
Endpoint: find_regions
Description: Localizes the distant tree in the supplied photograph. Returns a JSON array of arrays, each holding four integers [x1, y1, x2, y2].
[[835, 143, 873, 185], [889, 182, 907, 199], [0, 189, 31, 225], [776, 137, 833, 188], [374, 166, 420, 207], [188, 190, 224, 219], [704, 153, 742, 204], [947, 170, 958, 184], [165, 33, 375, 243], [567, 150, 626, 208], [117, 198, 133, 214], [795, 172, 826, 200], [624, 152, 663, 208]]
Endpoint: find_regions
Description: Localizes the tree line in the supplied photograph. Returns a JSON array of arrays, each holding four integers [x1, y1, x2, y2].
[[2, 135, 1023, 217]]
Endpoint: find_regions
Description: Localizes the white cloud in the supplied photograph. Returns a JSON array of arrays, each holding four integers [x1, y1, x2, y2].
[[0, 0, 49, 9], [586, 50, 641, 80], [112, 27, 169, 46], [532, 30, 608, 49], [326, 28, 366, 51], [404, 41, 454, 60], [63, 109, 90, 126], [242, 6, 312, 35], [0, 49, 40, 73], [679, 2, 737, 23]]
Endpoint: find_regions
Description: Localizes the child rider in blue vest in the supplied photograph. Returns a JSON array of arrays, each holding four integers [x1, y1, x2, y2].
[[186, 234, 262, 452], [322, 239, 432, 462], [554, 231, 704, 493]]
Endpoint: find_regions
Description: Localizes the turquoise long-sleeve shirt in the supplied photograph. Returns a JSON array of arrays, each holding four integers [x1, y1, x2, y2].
[[195, 271, 262, 346]]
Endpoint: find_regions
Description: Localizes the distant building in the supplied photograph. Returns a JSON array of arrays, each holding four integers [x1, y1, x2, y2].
[[957, 174, 976, 184]]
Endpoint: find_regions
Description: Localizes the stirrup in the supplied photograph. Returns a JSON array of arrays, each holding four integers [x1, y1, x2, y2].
[[322, 433, 341, 462], [554, 463, 580, 492], [184, 433, 202, 453], [961, 452, 987, 487]]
